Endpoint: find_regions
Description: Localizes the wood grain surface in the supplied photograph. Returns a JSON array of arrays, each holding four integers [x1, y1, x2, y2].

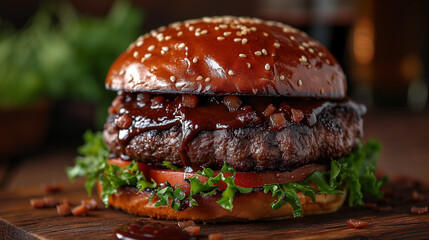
[[0, 180, 428, 240]]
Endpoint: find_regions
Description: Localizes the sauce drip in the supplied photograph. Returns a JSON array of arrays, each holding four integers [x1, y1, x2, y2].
[[109, 92, 366, 166], [114, 219, 197, 240]]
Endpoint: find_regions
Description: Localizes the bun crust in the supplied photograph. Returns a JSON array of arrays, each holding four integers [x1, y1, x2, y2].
[[106, 16, 346, 98], [101, 184, 346, 222]]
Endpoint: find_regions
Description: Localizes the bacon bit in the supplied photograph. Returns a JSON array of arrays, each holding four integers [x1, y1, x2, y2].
[[56, 203, 72, 217], [209, 233, 224, 240], [30, 198, 45, 209], [114, 114, 132, 129], [184, 226, 200, 236], [377, 206, 392, 212], [43, 196, 59, 207], [136, 93, 151, 103], [364, 203, 377, 209], [270, 113, 287, 130], [182, 95, 199, 108], [42, 182, 62, 193], [411, 206, 428, 214], [72, 204, 89, 216], [81, 199, 98, 210], [263, 104, 276, 117], [223, 96, 242, 112], [151, 96, 165, 107], [177, 220, 196, 229], [412, 190, 424, 202], [290, 108, 304, 123], [347, 219, 369, 229]]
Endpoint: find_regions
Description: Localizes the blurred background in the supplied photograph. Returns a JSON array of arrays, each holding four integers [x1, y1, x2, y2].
[[0, 0, 428, 188]]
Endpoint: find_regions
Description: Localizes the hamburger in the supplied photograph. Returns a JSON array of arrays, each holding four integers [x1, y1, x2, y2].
[[68, 16, 384, 221]]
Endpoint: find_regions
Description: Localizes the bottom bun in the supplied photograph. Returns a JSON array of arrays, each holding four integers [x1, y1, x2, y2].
[[98, 183, 346, 222]]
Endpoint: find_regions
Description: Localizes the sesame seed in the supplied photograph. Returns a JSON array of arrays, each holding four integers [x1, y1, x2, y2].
[[161, 50, 166, 55], [192, 57, 199, 63], [196, 28, 201, 32], [262, 49, 268, 55], [280, 75, 285, 80], [274, 42, 280, 48], [326, 59, 331, 64], [133, 51, 139, 58], [252, 89, 258, 94], [299, 46, 305, 51], [214, 26, 220, 31], [265, 63, 271, 71], [189, 26, 194, 31], [241, 38, 248, 44], [140, 57, 145, 63], [148, 45, 155, 51], [228, 70, 235, 76], [196, 76, 203, 81], [307, 64, 312, 69], [136, 41, 143, 47], [247, 63, 251, 68], [302, 42, 309, 47], [195, 32, 201, 37], [236, 31, 242, 36], [170, 76, 176, 82], [217, 36, 225, 41], [254, 51, 262, 56], [119, 70, 125, 76], [250, 27, 257, 31], [234, 38, 241, 42], [220, 24, 228, 29], [299, 55, 307, 62], [162, 46, 169, 52], [318, 52, 324, 57], [224, 32, 231, 36], [239, 53, 247, 58], [200, 29, 208, 35], [263, 32, 268, 37], [205, 77, 211, 82], [297, 79, 303, 86], [290, 36, 295, 41], [309, 48, 315, 53], [177, 31, 183, 36], [165, 36, 172, 40], [178, 43, 185, 49], [144, 53, 152, 59]]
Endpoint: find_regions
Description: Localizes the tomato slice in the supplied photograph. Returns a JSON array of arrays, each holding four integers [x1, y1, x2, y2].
[[108, 159, 326, 193]]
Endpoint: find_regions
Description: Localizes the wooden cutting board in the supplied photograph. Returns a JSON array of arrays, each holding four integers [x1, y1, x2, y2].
[[1, 179, 428, 240]]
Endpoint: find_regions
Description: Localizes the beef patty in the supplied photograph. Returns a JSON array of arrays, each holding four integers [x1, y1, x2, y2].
[[104, 93, 364, 172]]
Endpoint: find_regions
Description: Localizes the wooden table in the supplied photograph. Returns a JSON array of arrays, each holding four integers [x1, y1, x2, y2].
[[1, 111, 429, 239]]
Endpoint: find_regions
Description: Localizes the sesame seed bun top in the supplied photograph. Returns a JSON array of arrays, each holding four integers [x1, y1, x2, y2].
[[106, 16, 346, 98]]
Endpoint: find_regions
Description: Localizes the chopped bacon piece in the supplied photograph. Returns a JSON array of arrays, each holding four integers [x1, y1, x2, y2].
[[290, 108, 304, 123], [72, 204, 89, 216], [412, 190, 424, 202], [151, 96, 165, 107], [177, 220, 196, 229], [81, 199, 98, 210], [43, 196, 59, 207], [56, 203, 72, 217], [263, 104, 276, 117], [30, 199, 45, 209], [209, 233, 224, 240], [115, 114, 132, 129], [347, 219, 369, 229], [364, 203, 377, 209], [411, 206, 428, 214], [42, 182, 62, 193], [223, 96, 242, 112], [377, 206, 392, 212], [182, 95, 199, 108], [184, 226, 201, 236], [270, 113, 287, 130]]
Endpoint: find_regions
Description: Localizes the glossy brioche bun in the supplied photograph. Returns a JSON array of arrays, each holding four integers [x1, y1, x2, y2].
[[99, 184, 346, 222], [106, 16, 346, 98]]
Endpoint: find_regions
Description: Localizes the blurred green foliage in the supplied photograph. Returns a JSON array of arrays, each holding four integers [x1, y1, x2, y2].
[[0, 0, 144, 126]]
